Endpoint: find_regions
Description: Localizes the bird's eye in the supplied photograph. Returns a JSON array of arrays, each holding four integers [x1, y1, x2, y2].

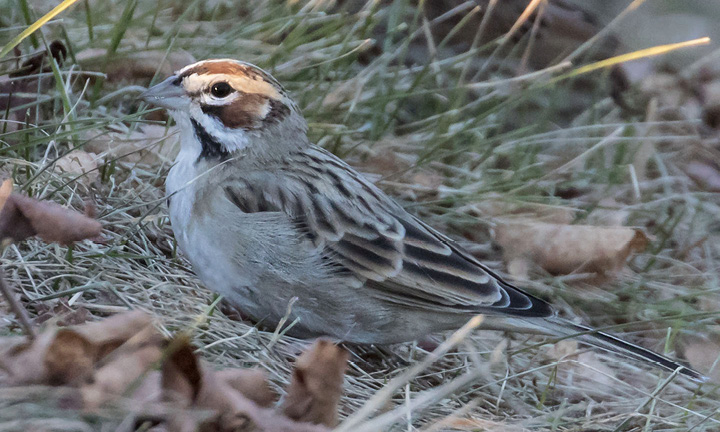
[[210, 82, 233, 98]]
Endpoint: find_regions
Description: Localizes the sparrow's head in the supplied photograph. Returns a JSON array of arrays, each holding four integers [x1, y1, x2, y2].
[[141, 59, 306, 159]]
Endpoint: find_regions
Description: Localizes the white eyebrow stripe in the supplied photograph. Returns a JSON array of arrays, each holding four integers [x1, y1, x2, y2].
[[182, 73, 282, 99]]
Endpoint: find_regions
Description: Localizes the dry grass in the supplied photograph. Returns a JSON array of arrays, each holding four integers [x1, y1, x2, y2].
[[1, 0, 719, 430]]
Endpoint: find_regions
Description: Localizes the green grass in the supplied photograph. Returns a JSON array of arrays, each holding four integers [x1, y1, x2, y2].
[[1, 0, 719, 430]]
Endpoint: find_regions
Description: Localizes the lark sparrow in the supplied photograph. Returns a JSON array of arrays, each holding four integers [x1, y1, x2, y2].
[[140, 59, 704, 381]]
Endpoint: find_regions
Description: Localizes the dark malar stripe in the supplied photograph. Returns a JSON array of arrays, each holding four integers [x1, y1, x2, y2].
[[191, 118, 229, 161]]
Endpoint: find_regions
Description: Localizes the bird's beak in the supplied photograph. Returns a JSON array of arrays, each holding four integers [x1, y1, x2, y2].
[[139, 76, 187, 110]]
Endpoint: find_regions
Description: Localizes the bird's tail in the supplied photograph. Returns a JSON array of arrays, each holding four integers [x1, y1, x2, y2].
[[531, 316, 707, 383]]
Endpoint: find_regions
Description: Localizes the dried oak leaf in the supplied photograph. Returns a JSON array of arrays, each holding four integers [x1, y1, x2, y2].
[[685, 160, 720, 192], [280, 339, 348, 427], [53, 150, 100, 187], [0, 331, 58, 385], [76, 49, 195, 83], [33, 299, 91, 327], [681, 336, 719, 384], [0, 179, 10, 208], [0, 328, 96, 386], [216, 368, 277, 408], [0, 180, 102, 245], [44, 328, 98, 385], [0, 41, 67, 132], [8, 40, 67, 78], [81, 342, 165, 410], [84, 124, 180, 165], [162, 335, 202, 404], [72, 310, 155, 357], [544, 340, 618, 399], [429, 416, 528, 432], [76, 313, 165, 409], [163, 338, 329, 432], [0, 311, 158, 388], [494, 222, 649, 278]]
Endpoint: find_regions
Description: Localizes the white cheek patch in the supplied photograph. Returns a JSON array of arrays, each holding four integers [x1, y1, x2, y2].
[[188, 104, 251, 153], [258, 100, 271, 118]]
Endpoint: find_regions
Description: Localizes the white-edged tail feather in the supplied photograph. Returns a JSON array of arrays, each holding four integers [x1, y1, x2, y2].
[[534, 317, 708, 382]]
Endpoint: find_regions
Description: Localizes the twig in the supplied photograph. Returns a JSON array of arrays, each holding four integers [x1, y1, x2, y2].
[[0, 266, 36, 339]]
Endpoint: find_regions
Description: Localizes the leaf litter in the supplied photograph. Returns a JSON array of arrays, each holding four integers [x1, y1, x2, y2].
[[0, 182, 347, 431], [0, 311, 347, 431]]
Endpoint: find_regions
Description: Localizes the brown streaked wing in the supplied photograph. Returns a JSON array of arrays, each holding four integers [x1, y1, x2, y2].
[[226, 147, 553, 316]]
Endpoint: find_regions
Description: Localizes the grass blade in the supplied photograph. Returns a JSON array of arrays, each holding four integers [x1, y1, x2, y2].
[[554, 37, 711, 82]]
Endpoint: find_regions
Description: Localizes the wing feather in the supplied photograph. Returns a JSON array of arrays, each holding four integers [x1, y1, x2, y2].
[[224, 147, 552, 318]]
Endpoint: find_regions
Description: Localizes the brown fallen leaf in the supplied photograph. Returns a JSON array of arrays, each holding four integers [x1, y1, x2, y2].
[[0, 330, 96, 386], [163, 337, 330, 432], [195, 371, 331, 432], [681, 336, 720, 384], [44, 328, 98, 385], [81, 343, 165, 410], [0, 41, 67, 132], [280, 339, 348, 427], [494, 222, 649, 278], [84, 124, 181, 165], [1, 311, 338, 431], [544, 340, 618, 397], [33, 299, 91, 327], [7, 40, 67, 79], [685, 160, 720, 192], [0, 312, 157, 387], [0, 180, 102, 245], [470, 194, 576, 225], [216, 368, 277, 408], [0, 179, 11, 209], [0, 180, 35, 243], [0, 311, 167, 411], [0, 331, 58, 385], [53, 150, 100, 187], [162, 336, 202, 405], [429, 416, 530, 432], [78, 315, 165, 408], [76, 49, 195, 83], [72, 310, 152, 341], [72, 310, 155, 357]]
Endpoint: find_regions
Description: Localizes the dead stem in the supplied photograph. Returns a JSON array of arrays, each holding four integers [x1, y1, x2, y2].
[[0, 266, 36, 339]]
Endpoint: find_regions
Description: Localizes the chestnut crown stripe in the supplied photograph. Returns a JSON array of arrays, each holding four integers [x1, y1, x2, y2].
[[178, 61, 276, 85]]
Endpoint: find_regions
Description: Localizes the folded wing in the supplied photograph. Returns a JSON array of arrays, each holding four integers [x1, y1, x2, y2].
[[225, 147, 553, 318]]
